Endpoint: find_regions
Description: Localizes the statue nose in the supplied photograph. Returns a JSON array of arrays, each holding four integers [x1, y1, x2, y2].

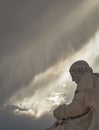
[[72, 76, 75, 81]]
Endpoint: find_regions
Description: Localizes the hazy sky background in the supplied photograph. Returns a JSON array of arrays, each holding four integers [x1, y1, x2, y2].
[[0, 0, 99, 130]]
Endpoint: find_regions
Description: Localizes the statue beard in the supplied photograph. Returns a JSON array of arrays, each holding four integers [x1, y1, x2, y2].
[[72, 75, 81, 84]]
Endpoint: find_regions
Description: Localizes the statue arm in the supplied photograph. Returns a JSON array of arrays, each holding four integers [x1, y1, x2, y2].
[[54, 74, 94, 119], [64, 91, 88, 117], [53, 91, 89, 119]]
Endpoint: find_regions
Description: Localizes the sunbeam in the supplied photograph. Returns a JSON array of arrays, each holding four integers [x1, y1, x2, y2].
[[7, 30, 99, 118]]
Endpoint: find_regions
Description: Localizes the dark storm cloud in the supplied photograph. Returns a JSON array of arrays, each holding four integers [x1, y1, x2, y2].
[[0, 0, 56, 58], [0, 107, 54, 130], [0, 0, 77, 55]]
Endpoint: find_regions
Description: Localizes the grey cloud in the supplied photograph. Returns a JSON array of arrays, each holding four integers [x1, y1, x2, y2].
[[0, 107, 54, 130], [5, 104, 28, 112]]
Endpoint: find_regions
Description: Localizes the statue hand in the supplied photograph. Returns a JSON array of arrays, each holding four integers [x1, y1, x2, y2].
[[53, 104, 66, 119]]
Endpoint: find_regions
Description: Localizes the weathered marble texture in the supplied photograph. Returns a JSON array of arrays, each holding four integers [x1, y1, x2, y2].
[[46, 61, 99, 130]]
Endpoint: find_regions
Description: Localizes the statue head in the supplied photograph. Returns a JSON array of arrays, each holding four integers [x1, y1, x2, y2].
[[69, 60, 93, 84]]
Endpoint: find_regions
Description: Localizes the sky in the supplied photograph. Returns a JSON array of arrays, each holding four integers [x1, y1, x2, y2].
[[0, 0, 99, 130]]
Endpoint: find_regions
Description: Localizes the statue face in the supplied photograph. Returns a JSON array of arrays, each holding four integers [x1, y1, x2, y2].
[[69, 60, 92, 84], [70, 65, 81, 84]]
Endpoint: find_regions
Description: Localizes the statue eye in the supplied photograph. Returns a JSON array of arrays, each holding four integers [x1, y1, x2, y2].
[[70, 70, 76, 75], [72, 69, 77, 72]]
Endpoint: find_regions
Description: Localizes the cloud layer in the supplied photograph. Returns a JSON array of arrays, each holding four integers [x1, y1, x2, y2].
[[0, 0, 99, 130]]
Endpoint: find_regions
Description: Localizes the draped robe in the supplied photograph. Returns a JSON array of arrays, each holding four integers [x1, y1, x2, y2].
[[46, 73, 99, 130]]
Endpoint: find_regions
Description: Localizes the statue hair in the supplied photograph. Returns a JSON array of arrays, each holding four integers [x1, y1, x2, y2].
[[69, 60, 93, 74]]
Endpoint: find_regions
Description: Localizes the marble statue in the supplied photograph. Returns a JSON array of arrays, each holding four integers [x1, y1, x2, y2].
[[46, 60, 99, 130]]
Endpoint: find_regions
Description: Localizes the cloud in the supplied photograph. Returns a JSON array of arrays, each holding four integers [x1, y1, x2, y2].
[[1, 30, 99, 130], [4, 29, 99, 121], [0, 0, 99, 130], [0, 107, 54, 130], [1, 0, 99, 104]]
